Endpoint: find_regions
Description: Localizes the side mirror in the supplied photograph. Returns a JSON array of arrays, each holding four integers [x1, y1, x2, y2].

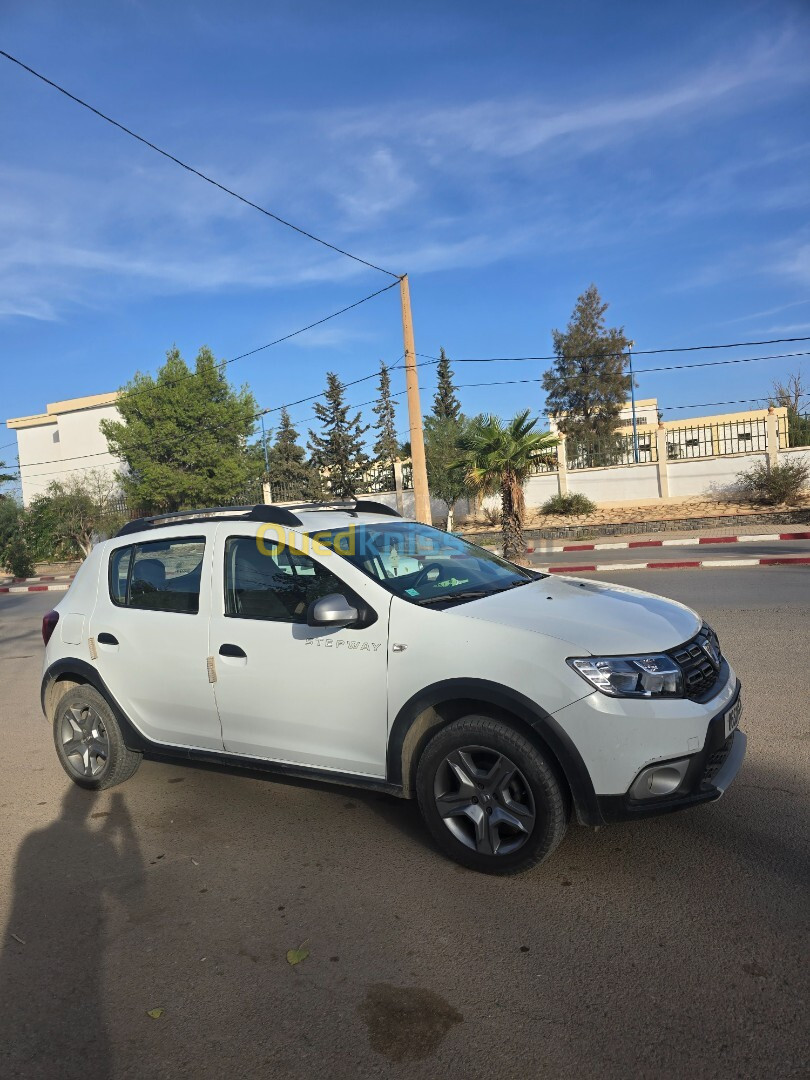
[[307, 593, 359, 628]]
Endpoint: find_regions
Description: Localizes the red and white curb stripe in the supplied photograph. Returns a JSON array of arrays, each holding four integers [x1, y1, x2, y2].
[[0, 581, 72, 594], [534, 554, 810, 574], [529, 530, 810, 555]]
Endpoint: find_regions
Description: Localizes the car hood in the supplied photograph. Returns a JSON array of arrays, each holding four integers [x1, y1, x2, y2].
[[455, 575, 701, 654]]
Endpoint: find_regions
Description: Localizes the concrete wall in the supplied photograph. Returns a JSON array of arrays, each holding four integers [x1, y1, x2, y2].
[[567, 463, 660, 502], [780, 446, 810, 469], [523, 473, 561, 508], [17, 402, 122, 505], [667, 452, 765, 498]]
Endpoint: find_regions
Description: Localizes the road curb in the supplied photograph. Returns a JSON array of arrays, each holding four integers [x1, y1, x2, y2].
[[0, 582, 72, 594], [536, 555, 810, 574], [527, 530, 810, 555]]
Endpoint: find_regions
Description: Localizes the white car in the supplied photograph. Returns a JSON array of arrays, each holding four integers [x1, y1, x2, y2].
[[41, 501, 745, 874]]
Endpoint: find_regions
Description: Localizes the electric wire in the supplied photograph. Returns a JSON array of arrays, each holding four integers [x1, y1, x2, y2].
[[0, 49, 399, 279]]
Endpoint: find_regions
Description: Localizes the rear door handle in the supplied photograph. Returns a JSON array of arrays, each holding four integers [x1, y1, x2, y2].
[[219, 643, 247, 658], [97, 632, 119, 646]]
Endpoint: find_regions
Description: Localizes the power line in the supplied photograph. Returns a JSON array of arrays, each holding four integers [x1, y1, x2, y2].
[[0, 49, 399, 280], [417, 335, 810, 365], [13, 384, 788, 482], [259, 357, 404, 416], [10, 343, 807, 476], [430, 350, 810, 390], [3, 281, 401, 427]]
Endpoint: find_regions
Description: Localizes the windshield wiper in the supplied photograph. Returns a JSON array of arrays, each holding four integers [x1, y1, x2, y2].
[[415, 590, 492, 606]]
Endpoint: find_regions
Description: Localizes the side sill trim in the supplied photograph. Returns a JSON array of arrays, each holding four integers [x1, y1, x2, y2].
[[41, 658, 404, 798]]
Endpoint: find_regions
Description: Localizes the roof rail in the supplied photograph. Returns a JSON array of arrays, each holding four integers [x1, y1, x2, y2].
[[113, 499, 402, 538], [115, 504, 302, 537], [352, 499, 401, 518]]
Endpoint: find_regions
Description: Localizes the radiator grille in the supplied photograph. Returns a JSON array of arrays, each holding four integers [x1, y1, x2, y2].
[[669, 627, 722, 700]]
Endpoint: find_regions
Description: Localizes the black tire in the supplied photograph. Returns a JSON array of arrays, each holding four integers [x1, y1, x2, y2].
[[53, 685, 142, 791], [416, 715, 569, 875]]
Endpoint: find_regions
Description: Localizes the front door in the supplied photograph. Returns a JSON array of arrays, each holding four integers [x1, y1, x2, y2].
[[208, 529, 390, 777]]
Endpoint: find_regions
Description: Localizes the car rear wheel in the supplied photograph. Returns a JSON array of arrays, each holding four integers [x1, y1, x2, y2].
[[53, 685, 142, 790], [416, 715, 569, 874]]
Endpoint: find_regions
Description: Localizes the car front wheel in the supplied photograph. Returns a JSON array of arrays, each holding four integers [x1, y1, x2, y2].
[[416, 715, 569, 874]]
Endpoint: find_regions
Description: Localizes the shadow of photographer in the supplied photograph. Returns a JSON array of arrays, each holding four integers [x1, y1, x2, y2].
[[0, 786, 145, 1080]]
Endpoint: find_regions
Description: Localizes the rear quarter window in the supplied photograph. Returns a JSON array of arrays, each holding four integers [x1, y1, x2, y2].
[[108, 536, 206, 614]]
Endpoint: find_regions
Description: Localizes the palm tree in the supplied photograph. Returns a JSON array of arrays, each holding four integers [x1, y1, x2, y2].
[[458, 411, 557, 561]]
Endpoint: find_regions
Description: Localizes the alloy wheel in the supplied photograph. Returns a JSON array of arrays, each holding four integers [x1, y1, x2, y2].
[[433, 745, 536, 856], [59, 703, 109, 779]]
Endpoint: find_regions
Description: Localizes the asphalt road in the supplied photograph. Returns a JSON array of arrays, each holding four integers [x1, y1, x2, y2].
[[1, 573, 808, 1080], [528, 537, 810, 568]]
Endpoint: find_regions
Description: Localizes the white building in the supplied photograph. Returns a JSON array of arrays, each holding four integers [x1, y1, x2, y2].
[[547, 398, 660, 436], [7, 392, 123, 507]]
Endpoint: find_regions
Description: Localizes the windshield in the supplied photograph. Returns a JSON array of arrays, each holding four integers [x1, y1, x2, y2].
[[307, 522, 540, 607]]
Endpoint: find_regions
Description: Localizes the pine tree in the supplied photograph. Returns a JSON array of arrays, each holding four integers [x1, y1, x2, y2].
[[542, 286, 631, 450], [268, 409, 322, 499], [308, 373, 370, 498], [432, 347, 461, 421], [372, 362, 399, 464], [100, 345, 258, 512]]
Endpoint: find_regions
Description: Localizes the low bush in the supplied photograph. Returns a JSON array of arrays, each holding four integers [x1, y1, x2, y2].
[[540, 492, 596, 516], [735, 459, 809, 505], [481, 505, 503, 526]]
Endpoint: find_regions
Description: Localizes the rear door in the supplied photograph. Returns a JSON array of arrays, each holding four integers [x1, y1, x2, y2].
[[208, 526, 390, 776], [89, 529, 223, 750]]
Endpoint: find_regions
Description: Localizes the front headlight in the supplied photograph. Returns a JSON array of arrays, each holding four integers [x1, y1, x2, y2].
[[568, 654, 683, 698]]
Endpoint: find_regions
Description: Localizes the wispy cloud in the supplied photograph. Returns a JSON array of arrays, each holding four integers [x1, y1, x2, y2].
[[1, 30, 806, 322]]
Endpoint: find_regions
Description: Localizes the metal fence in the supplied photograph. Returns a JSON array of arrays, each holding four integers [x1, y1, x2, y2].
[[663, 419, 767, 460], [528, 447, 559, 474], [777, 411, 810, 449], [566, 430, 657, 470], [355, 464, 395, 494]]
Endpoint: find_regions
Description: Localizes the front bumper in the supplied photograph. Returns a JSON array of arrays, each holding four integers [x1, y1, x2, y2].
[[595, 680, 746, 824]]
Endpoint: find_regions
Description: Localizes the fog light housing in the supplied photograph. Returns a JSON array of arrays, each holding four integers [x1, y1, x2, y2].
[[628, 758, 689, 800]]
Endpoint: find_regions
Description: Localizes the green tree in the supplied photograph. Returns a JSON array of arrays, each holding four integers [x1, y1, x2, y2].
[[27, 471, 125, 560], [308, 373, 369, 498], [0, 460, 16, 489], [542, 285, 631, 460], [372, 362, 399, 464], [100, 346, 258, 512], [432, 347, 461, 421], [457, 410, 557, 561], [423, 415, 472, 530], [0, 498, 34, 578], [267, 409, 322, 499]]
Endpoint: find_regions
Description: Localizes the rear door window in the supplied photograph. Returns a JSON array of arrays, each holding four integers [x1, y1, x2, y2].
[[109, 537, 206, 614]]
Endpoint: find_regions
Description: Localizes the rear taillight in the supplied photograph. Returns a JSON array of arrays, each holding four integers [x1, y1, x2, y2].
[[42, 610, 59, 646]]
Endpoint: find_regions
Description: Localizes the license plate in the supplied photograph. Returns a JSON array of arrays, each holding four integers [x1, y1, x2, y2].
[[724, 696, 742, 739]]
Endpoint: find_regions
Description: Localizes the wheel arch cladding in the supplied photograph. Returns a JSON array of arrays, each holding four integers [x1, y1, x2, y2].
[[41, 658, 149, 752], [388, 678, 602, 825]]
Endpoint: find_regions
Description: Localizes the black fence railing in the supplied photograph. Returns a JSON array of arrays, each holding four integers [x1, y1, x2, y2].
[[566, 430, 657, 469], [664, 419, 767, 460], [777, 411, 810, 449]]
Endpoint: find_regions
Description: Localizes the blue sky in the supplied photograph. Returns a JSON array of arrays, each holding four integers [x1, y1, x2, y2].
[[2, 0, 809, 459]]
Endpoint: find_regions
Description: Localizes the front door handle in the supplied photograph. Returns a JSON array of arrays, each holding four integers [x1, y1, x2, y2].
[[219, 643, 247, 659], [97, 632, 119, 646]]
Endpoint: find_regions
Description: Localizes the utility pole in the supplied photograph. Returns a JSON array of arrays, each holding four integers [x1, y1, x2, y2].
[[627, 340, 638, 463], [260, 412, 270, 474], [399, 274, 432, 524], [260, 412, 272, 504]]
